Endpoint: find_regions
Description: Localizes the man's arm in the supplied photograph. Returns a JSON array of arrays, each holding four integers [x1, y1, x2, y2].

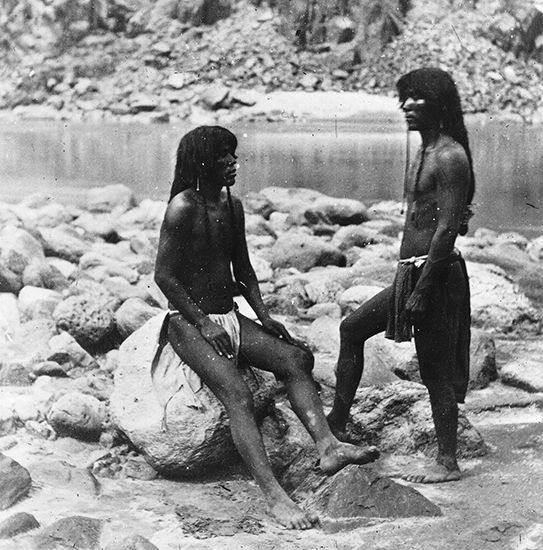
[[407, 146, 470, 314], [231, 197, 295, 342], [155, 196, 234, 357]]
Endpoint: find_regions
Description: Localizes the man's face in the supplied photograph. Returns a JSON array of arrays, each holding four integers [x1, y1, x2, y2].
[[211, 143, 238, 187], [400, 96, 436, 131]]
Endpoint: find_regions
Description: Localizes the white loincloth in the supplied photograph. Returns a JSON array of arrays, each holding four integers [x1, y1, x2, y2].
[[151, 309, 241, 430]]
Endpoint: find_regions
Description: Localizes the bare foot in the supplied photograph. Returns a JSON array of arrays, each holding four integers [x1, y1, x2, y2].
[[268, 495, 319, 530], [401, 463, 461, 484], [319, 442, 380, 475]]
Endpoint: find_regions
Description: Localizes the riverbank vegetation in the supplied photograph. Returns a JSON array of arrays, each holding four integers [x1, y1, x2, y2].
[[1, 0, 543, 123]]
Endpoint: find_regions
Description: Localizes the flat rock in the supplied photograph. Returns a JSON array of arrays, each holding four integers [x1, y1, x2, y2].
[[33, 516, 103, 550], [297, 465, 441, 519], [0, 512, 39, 538], [0, 453, 32, 510]]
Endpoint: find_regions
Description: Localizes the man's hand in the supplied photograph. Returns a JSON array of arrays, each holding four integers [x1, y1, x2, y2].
[[197, 318, 234, 359], [405, 289, 430, 324], [260, 316, 296, 345]]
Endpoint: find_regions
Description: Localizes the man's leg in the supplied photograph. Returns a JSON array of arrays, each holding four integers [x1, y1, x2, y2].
[[237, 315, 379, 475], [167, 314, 317, 530], [327, 287, 392, 437], [402, 319, 461, 483]]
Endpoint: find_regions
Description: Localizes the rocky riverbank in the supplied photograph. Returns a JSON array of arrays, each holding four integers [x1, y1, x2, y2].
[[1, 0, 543, 124], [0, 184, 542, 548]]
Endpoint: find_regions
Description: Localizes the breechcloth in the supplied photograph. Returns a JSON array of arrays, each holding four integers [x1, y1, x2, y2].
[[151, 308, 241, 430], [385, 250, 471, 403]]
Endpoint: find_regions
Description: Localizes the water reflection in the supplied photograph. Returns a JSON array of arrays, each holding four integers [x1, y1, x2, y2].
[[0, 117, 541, 236]]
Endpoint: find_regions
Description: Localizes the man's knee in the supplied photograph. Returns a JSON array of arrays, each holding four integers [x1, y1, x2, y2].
[[279, 345, 314, 381], [340, 316, 366, 343]]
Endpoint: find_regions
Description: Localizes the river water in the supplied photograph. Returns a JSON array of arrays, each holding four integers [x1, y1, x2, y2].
[[0, 116, 542, 236]]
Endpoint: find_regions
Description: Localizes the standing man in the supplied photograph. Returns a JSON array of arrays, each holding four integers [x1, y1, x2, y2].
[[154, 126, 379, 530], [327, 68, 475, 483]]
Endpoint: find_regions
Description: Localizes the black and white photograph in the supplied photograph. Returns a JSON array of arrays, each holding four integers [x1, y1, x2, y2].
[[0, 0, 542, 548]]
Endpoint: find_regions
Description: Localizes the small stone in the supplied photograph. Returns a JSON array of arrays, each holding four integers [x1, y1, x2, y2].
[[200, 86, 230, 109], [33, 516, 103, 550], [123, 457, 158, 481], [48, 392, 105, 441]]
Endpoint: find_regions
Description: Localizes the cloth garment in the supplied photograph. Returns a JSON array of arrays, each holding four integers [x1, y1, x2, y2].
[[150, 308, 241, 430], [385, 250, 471, 403]]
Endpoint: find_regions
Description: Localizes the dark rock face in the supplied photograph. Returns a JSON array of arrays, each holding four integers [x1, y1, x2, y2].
[[33, 516, 103, 550], [0, 453, 32, 510], [298, 465, 441, 519], [0, 512, 39, 538]]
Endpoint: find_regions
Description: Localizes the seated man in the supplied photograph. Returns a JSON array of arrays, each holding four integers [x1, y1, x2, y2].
[[328, 68, 474, 484], [154, 125, 379, 530]]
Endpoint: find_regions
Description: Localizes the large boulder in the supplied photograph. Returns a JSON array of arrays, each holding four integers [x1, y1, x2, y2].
[[259, 185, 368, 226], [111, 314, 277, 476], [79, 252, 139, 283], [0, 454, 32, 510], [48, 391, 106, 440], [53, 295, 117, 350], [347, 381, 487, 459], [0, 225, 45, 274], [22, 259, 69, 291], [338, 284, 385, 314], [270, 234, 346, 271], [331, 224, 383, 249], [87, 184, 136, 214], [18, 286, 63, 321], [114, 298, 162, 339], [468, 262, 539, 330], [39, 225, 93, 262]]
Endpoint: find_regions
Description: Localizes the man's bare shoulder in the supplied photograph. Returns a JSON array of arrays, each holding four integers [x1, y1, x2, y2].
[[163, 191, 198, 229], [434, 137, 469, 167]]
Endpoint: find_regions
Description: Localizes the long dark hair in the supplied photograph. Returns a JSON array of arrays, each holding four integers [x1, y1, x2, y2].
[[396, 68, 475, 234], [169, 125, 238, 202]]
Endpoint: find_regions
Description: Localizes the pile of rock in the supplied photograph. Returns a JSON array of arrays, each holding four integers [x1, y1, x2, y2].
[[1, 1, 543, 123], [0, 183, 541, 542]]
